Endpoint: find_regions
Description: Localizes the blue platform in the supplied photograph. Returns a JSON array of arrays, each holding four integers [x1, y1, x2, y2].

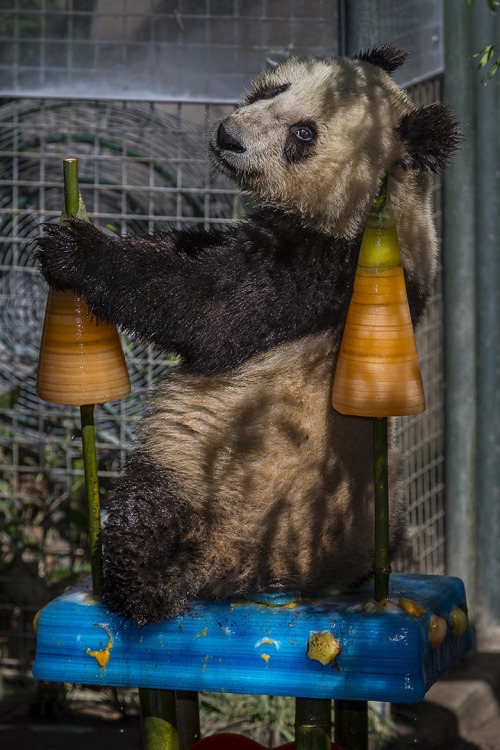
[[33, 573, 473, 704]]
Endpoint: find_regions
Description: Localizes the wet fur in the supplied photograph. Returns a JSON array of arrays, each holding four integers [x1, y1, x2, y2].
[[34, 48, 460, 624]]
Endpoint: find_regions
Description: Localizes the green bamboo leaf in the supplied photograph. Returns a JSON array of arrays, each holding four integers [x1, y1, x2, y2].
[[484, 58, 500, 83], [474, 45, 495, 68]]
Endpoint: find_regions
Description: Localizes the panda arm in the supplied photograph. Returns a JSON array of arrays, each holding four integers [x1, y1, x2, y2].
[[35, 215, 357, 373], [35, 219, 243, 364]]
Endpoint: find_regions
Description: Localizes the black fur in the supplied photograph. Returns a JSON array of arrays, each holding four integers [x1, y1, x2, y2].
[[246, 82, 291, 105], [354, 44, 409, 74], [35, 209, 428, 375], [101, 452, 206, 625], [397, 104, 463, 173]]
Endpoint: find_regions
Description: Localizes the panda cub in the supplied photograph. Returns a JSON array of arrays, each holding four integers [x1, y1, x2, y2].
[[36, 46, 459, 625]]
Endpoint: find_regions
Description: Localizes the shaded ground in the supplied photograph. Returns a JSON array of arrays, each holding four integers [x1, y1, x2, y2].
[[0, 717, 143, 750], [2, 651, 500, 750], [2, 711, 500, 749]]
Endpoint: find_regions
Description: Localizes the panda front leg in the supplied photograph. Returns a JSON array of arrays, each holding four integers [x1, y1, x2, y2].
[[100, 451, 206, 625]]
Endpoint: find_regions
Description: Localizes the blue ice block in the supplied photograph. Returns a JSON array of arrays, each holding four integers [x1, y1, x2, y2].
[[33, 573, 472, 704]]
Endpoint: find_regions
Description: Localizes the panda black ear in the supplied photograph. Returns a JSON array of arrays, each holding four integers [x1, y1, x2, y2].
[[397, 104, 462, 173], [353, 44, 409, 74]]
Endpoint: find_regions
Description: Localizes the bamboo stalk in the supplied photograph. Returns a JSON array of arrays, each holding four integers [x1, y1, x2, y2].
[[63, 157, 80, 218], [295, 697, 331, 750], [139, 688, 180, 750], [61, 159, 103, 597], [373, 417, 390, 603], [80, 403, 102, 595]]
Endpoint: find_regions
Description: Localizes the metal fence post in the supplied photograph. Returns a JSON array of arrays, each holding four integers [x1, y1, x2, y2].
[[472, 0, 500, 639], [443, 0, 478, 610], [339, 0, 381, 55]]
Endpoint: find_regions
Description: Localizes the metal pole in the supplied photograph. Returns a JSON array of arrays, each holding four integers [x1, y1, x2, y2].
[[342, 0, 381, 53], [472, 0, 500, 637], [443, 0, 478, 610]]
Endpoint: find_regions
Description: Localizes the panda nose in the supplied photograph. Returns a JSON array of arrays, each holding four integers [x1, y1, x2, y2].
[[217, 122, 246, 153]]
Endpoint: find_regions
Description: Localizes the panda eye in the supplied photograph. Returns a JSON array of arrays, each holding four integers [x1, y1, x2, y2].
[[290, 123, 317, 142]]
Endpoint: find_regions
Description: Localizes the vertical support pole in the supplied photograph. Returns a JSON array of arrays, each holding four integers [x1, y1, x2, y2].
[[334, 420, 388, 748], [443, 0, 477, 609], [176, 691, 201, 749], [62, 158, 103, 598], [80, 404, 102, 595], [140, 688, 179, 750], [334, 9, 380, 749], [295, 697, 331, 750], [341, 0, 381, 53], [63, 157, 80, 218], [334, 700, 369, 750], [473, 0, 500, 638], [373, 417, 390, 603]]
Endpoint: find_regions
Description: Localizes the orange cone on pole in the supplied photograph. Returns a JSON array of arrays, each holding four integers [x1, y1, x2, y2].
[[332, 179, 425, 418], [36, 158, 131, 406], [36, 287, 131, 406]]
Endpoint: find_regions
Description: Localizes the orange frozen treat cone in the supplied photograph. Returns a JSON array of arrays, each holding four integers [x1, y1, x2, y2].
[[36, 287, 131, 405], [332, 179, 425, 417], [36, 158, 130, 406]]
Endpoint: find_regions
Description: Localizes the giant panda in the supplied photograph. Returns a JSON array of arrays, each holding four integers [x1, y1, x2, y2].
[[35, 46, 459, 625]]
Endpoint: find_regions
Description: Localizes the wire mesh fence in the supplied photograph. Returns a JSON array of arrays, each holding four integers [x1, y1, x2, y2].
[[395, 76, 445, 577], [0, 0, 339, 101]]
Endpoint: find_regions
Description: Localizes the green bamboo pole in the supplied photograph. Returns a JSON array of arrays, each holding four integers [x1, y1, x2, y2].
[[139, 689, 180, 750], [373, 417, 390, 603], [63, 157, 80, 218], [295, 697, 332, 750], [80, 403, 102, 595], [64, 160, 102, 594], [61, 158, 103, 596]]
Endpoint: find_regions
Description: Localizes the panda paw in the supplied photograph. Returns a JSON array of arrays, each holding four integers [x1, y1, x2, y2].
[[101, 562, 197, 626], [33, 218, 103, 292]]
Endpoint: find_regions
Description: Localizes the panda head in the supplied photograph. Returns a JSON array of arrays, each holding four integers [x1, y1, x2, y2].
[[210, 45, 460, 237]]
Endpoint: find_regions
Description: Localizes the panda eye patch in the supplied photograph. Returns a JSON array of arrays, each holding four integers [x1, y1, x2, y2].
[[284, 121, 318, 164], [246, 82, 290, 104]]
